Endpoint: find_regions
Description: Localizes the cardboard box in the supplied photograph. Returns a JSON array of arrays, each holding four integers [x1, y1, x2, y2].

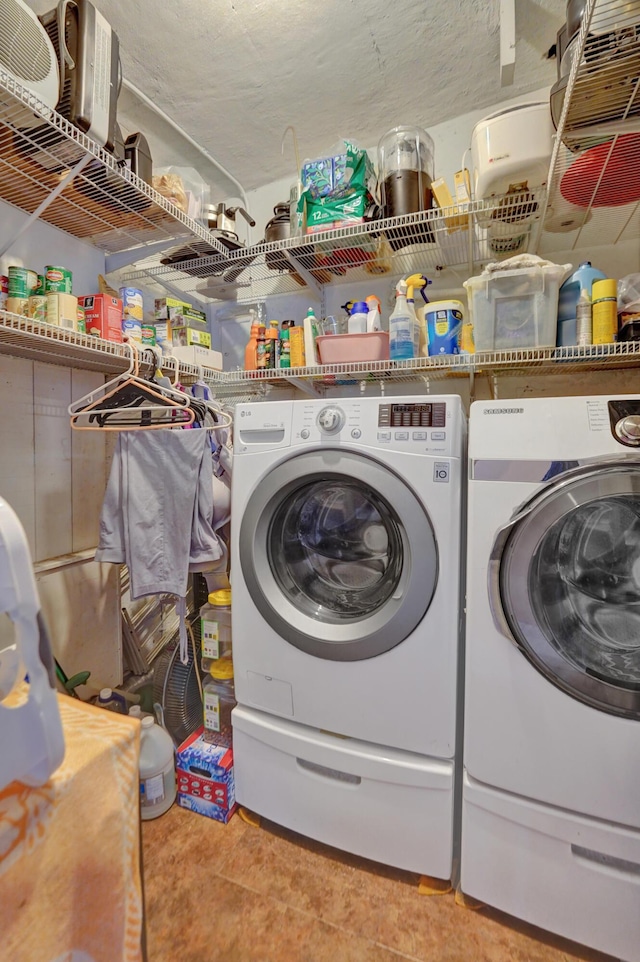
[[431, 178, 469, 234], [171, 326, 211, 349], [170, 345, 223, 370], [172, 307, 208, 329], [176, 727, 236, 823], [79, 294, 123, 342], [154, 297, 192, 320], [289, 325, 306, 366], [46, 292, 78, 330]]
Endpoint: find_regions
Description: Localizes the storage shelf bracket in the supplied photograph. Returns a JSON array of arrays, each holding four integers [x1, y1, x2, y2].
[[282, 250, 322, 299], [0, 154, 90, 258], [105, 238, 190, 274], [287, 376, 322, 398]]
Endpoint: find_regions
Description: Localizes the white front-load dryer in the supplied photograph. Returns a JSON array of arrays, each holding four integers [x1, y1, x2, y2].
[[462, 395, 640, 962], [230, 395, 465, 877]]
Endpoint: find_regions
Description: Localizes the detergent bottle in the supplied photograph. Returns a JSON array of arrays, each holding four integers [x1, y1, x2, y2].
[[365, 295, 384, 332], [303, 307, 320, 366], [389, 279, 414, 360]]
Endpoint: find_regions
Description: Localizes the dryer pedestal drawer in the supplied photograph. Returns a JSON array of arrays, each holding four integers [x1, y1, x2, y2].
[[231, 705, 454, 879], [461, 772, 640, 962]]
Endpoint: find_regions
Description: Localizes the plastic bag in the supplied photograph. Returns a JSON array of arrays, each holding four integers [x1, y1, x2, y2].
[[153, 167, 210, 224], [618, 273, 640, 311]]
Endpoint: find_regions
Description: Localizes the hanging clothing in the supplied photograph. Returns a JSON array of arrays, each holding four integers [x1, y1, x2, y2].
[[95, 428, 224, 599]]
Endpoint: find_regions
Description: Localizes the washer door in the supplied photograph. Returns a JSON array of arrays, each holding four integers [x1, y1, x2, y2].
[[239, 449, 438, 661], [491, 461, 640, 718]]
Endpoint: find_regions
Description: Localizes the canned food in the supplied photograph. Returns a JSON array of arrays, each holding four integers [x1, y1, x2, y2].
[[28, 295, 47, 323], [35, 275, 46, 295], [6, 297, 29, 316], [77, 305, 86, 334], [141, 324, 156, 345], [0, 275, 8, 312], [44, 266, 73, 293], [8, 266, 39, 298]]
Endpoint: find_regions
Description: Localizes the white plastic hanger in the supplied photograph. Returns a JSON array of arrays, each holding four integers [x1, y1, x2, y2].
[[68, 342, 195, 431]]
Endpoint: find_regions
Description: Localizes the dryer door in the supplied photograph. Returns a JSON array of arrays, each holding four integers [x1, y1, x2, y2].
[[239, 449, 438, 661], [492, 461, 640, 718]]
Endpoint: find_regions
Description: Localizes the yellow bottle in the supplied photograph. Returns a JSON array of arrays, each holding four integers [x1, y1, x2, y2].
[[592, 279, 618, 345]]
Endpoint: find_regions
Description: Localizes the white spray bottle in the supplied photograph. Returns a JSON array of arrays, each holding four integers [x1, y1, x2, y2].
[[406, 273, 432, 357], [365, 295, 383, 332], [389, 279, 414, 360]]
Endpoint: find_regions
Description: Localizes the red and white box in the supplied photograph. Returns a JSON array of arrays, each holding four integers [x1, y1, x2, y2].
[[79, 294, 123, 342], [176, 727, 236, 823]]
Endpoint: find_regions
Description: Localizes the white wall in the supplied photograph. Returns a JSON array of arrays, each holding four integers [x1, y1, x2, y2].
[[0, 204, 122, 689]]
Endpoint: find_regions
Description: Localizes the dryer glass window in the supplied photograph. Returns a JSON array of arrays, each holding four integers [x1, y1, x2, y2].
[[268, 479, 403, 620], [529, 495, 640, 689]]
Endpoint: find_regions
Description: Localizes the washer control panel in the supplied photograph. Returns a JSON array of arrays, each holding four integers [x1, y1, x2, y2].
[[293, 398, 454, 454]]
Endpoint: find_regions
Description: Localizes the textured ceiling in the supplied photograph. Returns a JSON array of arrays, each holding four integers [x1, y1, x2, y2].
[[25, 0, 565, 191]]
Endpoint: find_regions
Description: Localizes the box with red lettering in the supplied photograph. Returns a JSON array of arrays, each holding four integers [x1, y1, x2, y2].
[[176, 727, 236, 823]]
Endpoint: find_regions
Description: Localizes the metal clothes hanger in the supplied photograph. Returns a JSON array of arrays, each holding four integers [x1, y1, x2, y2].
[[68, 342, 195, 431]]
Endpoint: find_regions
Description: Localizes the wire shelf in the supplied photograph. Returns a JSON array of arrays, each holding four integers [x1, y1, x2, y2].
[[0, 310, 220, 380], [0, 71, 227, 259], [122, 190, 547, 303], [543, 0, 640, 249], [206, 342, 640, 394]]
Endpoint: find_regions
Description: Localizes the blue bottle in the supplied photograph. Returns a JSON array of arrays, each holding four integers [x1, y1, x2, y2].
[[557, 261, 606, 347]]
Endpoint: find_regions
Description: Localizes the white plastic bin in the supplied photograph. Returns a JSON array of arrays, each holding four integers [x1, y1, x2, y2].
[[464, 264, 567, 351]]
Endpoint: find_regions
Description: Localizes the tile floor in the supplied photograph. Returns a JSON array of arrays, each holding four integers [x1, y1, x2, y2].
[[142, 805, 616, 962]]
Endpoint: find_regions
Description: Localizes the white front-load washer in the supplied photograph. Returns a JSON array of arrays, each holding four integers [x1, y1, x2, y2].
[[230, 395, 465, 877], [462, 395, 640, 962]]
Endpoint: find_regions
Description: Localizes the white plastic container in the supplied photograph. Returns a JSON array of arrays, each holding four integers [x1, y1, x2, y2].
[[200, 589, 232, 673], [464, 264, 567, 352], [470, 103, 554, 201], [139, 715, 176, 820], [203, 659, 236, 748]]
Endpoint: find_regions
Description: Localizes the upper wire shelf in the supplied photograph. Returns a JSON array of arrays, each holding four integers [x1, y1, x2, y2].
[[122, 190, 547, 303], [0, 71, 227, 259], [542, 0, 640, 250]]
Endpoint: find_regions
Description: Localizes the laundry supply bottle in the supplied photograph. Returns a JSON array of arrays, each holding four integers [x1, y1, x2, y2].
[[365, 295, 383, 332], [97, 687, 127, 714], [303, 307, 319, 366], [267, 321, 280, 369], [203, 659, 236, 748], [406, 274, 431, 356], [348, 301, 369, 334], [256, 325, 267, 369], [139, 715, 176, 820], [279, 323, 291, 368], [244, 322, 260, 370], [557, 261, 606, 346], [575, 287, 592, 347], [200, 589, 232, 673], [389, 279, 414, 360], [405, 282, 421, 358]]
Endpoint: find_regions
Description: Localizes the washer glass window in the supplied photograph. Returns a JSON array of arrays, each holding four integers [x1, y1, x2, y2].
[[269, 479, 403, 621]]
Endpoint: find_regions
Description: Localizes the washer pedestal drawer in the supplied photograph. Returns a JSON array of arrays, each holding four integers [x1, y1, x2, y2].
[[232, 705, 455, 879], [461, 771, 640, 962]]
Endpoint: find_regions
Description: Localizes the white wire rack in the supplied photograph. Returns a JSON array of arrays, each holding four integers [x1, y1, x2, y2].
[[542, 0, 640, 249], [0, 310, 219, 381], [122, 190, 547, 303], [205, 342, 640, 395], [0, 70, 227, 260]]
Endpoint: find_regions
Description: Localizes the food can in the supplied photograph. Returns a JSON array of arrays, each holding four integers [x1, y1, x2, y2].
[[77, 305, 86, 334], [6, 296, 29, 316], [0, 275, 8, 311], [141, 324, 156, 345], [28, 295, 47, 323], [44, 266, 73, 293], [119, 287, 144, 321], [591, 278, 618, 345], [122, 317, 142, 343], [35, 275, 46, 295], [8, 266, 39, 298]]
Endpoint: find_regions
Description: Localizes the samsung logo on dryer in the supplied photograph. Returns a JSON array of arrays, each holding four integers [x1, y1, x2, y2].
[[484, 407, 524, 415]]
